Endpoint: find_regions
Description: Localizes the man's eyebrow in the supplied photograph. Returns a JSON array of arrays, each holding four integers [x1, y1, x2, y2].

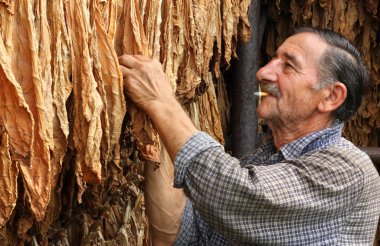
[[274, 50, 301, 68], [283, 52, 301, 68]]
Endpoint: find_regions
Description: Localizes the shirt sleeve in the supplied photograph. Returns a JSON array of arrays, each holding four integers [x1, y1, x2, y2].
[[173, 133, 367, 244], [174, 132, 229, 245], [174, 132, 222, 189]]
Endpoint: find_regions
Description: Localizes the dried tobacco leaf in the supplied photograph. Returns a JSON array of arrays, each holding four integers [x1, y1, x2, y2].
[[68, 0, 104, 201], [222, 0, 237, 65], [332, 1, 346, 35], [239, 0, 252, 43], [0, 32, 33, 159], [143, 0, 163, 60], [341, 0, 358, 42], [48, 0, 72, 189], [0, 20, 33, 227], [12, 0, 52, 221], [94, 8, 127, 164], [0, 128, 18, 227], [365, 0, 379, 15], [0, 0, 13, 14], [161, 0, 179, 91], [175, 0, 203, 100], [187, 73, 224, 144]]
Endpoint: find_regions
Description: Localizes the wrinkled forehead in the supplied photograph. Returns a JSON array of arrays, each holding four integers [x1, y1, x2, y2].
[[277, 32, 329, 67]]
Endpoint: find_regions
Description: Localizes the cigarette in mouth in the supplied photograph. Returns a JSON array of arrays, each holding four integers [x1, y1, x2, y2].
[[254, 92, 269, 97]]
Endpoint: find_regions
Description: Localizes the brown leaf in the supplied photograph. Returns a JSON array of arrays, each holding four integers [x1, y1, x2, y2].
[[0, 128, 18, 227]]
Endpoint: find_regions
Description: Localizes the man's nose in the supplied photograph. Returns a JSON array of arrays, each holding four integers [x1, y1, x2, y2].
[[256, 59, 279, 83]]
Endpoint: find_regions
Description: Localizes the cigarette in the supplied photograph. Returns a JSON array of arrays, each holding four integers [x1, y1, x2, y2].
[[254, 92, 269, 97]]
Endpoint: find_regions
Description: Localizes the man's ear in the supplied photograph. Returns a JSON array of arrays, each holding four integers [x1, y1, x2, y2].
[[318, 82, 347, 113]]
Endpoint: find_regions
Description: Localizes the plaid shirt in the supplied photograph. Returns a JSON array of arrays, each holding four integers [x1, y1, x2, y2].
[[173, 123, 380, 245]]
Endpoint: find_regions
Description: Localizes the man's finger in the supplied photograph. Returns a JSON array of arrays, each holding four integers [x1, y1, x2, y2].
[[118, 54, 139, 69], [133, 54, 151, 62], [119, 64, 132, 77]]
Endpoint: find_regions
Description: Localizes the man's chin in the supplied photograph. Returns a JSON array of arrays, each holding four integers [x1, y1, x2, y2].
[[257, 109, 269, 120], [257, 102, 272, 117], [257, 106, 278, 121]]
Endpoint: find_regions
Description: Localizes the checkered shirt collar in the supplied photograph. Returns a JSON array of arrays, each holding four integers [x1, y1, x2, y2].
[[277, 122, 344, 160]]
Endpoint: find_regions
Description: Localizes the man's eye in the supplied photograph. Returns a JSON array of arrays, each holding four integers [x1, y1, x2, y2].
[[283, 63, 293, 69]]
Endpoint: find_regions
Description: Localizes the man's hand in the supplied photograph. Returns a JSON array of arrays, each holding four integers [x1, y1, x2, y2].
[[118, 55, 175, 115], [118, 53, 198, 161]]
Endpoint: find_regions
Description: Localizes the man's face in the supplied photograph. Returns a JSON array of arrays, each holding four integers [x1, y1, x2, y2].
[[256, 32, 329, 127]]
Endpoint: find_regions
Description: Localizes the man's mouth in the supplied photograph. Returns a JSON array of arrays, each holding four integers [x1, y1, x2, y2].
[[260, 83, 281, 98]]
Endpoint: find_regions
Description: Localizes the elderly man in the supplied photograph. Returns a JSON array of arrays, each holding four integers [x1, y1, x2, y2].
[[119, 27, 380, 245]]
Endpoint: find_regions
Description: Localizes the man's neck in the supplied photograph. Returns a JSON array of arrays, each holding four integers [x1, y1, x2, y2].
[[268, 117, 334, 150]]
